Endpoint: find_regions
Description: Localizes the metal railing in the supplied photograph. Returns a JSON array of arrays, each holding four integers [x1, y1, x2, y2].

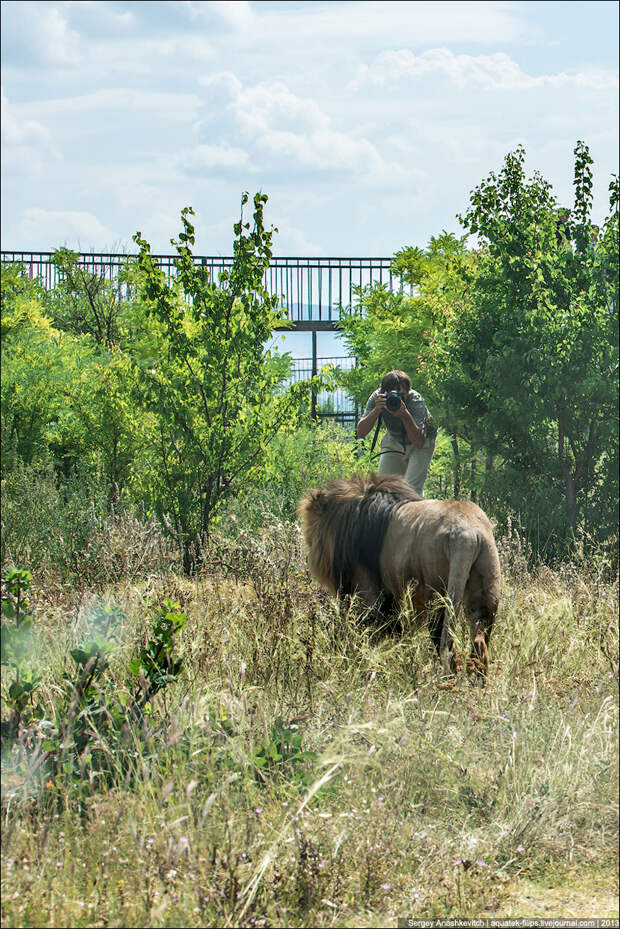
[[287, 355, 358, 423], [1, 251, 401, 423], [1, 250, 407, 326]]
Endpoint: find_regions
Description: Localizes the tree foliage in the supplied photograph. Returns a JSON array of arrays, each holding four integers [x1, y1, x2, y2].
[[1, 194, 327, 573], [47, 248, 126, 348], [1, 154, 617, 561], [337, 143, 618, 548], [131, 195, 309, 565], [448, 142, 618, 543]]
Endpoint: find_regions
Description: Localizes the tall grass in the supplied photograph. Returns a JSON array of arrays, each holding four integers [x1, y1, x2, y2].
[[1, 495, 618, 927]]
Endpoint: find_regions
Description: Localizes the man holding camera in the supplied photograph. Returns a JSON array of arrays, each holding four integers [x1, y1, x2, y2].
[[356, 369, 437, 497]]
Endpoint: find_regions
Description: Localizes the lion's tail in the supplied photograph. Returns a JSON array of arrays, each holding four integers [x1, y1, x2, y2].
[[472, 537, 502, 612], [442, 529, 501, 678], [444, 528, 501, 610], [439, 531, 480, 675], [444, 530, 478, 609]]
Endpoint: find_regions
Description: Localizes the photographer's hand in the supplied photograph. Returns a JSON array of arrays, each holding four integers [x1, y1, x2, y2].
[[375, 392, 387, 412], [356, 393, 386, 439]]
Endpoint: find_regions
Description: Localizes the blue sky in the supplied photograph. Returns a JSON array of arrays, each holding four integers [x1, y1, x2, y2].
[[1, 1, 618, 354]]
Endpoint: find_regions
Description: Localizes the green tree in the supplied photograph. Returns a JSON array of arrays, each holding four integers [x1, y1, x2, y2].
[[1, 262, 46, 314], [337, 233, 480, 496], [1, 263, 143, 493], [132, 195, 311, 568], [47, 248, 126, 348], [1, 282, 91, 472], [447, 142, 618, 544]]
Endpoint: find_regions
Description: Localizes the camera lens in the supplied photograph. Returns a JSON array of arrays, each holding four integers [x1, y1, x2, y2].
[[385, 390, 401, 412]]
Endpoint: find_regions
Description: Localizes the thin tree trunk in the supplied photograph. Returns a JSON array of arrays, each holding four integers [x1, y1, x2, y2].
[[565, 470, 577, 532], [451, 435, 461, 499], [470, 447, 477, 503]]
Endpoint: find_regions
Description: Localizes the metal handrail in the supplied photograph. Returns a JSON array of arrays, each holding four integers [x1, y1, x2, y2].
[[1, 250, 394, 263], [2, 251, 400, 423], [1, 250, 406, 324]]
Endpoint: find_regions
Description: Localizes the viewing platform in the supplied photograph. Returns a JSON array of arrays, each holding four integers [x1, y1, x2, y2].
[[1, 251, 408, 327], [2, 251, 410, 424]]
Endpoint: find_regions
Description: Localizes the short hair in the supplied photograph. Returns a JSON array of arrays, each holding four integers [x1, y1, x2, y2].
[[380, 370, 411, 393]]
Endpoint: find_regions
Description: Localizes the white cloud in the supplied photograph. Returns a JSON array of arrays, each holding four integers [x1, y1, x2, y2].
[[195, 73, 421, 187], [271, 218, 325, 257], [21, 87, 202, 117], [2, 2, 82, 67], [37, 5, 82, 65], [85, 34, 213, 74], [1, 1, 212, 76], [231, 81, 330, 137], [180, 143, 251, 173], [1, 1, 617, 259], [352, 48, 619, 92], [1, 87, 59, 175], [1, 87, 52, 148], [14, 208, 117, 250], [244, 2, 534, 47], [198, 70, 243, 95], [259, 127, 376, 171], [62, 1, 137, 31], [185, 0, 255, 32]]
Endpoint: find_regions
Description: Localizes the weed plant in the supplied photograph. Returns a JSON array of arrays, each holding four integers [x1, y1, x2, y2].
[[1, 459, 179, 588]]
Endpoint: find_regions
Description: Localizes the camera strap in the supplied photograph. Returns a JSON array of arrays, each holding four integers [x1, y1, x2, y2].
[[369, 415, 406, 460], [370, 415, 382, 454]]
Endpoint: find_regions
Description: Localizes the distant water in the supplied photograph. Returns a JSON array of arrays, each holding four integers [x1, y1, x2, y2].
[[264, 324, 358, 415], [261, 300, 354, 360], [267, 329, 349, 360]]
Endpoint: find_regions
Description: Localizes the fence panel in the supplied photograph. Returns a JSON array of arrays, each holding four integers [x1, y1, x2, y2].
[[1, 251, 408, 323], [1, 251, 410, 422]]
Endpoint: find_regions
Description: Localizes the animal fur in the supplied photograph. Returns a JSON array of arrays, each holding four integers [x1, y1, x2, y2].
[[298, 473, 501, 681]]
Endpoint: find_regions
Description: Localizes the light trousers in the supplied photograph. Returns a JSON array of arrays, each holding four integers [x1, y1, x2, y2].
[[378, 431, 435, 498]]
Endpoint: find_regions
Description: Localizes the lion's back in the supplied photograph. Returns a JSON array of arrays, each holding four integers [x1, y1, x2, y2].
[[382, 498, 499, 593]]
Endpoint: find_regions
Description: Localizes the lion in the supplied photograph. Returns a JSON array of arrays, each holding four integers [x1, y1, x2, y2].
[[298, 473, 501, 682]]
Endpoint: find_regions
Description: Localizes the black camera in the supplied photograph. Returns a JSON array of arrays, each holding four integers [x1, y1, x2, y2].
[[385, 390, 402, 412]]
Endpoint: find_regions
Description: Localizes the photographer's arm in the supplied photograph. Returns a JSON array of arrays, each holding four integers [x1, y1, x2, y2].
[[356, 394, 386, 439], [397, 404, 426, 449]]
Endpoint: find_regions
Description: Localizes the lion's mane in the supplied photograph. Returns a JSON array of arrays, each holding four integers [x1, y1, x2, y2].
[[298, 472, 420, 596]]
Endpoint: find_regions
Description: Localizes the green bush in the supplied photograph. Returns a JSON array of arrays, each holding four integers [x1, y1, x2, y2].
[[1, 457, 178, 584], [2, 581, 187, 799], [218, 420, 373, 532]]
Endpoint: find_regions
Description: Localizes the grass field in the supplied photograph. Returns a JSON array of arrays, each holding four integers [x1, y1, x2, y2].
[[1, 509, 618, 928]]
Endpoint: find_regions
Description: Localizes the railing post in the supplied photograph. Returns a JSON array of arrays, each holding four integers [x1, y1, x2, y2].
[[311, 329, 318, 420]]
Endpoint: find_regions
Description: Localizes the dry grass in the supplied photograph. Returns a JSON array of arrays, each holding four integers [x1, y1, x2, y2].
[[1, 512, 618, 928]]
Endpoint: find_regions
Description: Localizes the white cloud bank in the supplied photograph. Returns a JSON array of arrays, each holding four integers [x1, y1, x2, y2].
[[14, 208, 117, 250], [351, 48, 620, 92], [1, 1, 617, 256], [194, 72, 422, 187], [1, 87, 51, 148]]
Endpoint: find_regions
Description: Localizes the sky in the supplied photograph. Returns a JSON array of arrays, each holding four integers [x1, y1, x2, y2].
[[1, 0, 618, 355]]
